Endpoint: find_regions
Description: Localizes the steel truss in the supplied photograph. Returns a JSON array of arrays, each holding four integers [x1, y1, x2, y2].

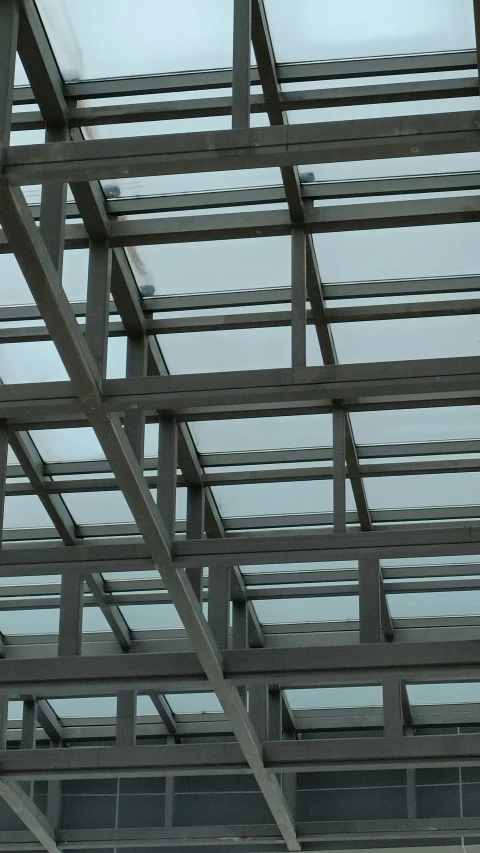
[[0, 1, 480, 851]]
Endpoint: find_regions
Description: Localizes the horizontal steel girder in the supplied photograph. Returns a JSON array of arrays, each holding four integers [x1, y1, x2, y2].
[[1, 733, 480, 777], [1, 522, 480, 572], [5, 112, 480, 185], [0, 642, 480, 694], [1, 357, 480, 426]]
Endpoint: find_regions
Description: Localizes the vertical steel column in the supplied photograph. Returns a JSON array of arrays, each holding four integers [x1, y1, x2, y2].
[[0, 0, 18, 146], [382, 676, 405, 740], [85, 240, 112, 377], [46, 740, 62, 830], [124, 336, 148, 463], [281, 697, 297, 824], [157, 414, 178, 541], [249, 685, 269, 742], [358, 557, 382, 643], [291, 228, 307, 368], [186, 485, 205, 603], [232, 0, 252, 128], [21, 700, 37, 798], [116, 691, 137, 746], [333, 409, 346, 533], [269, 688, 282, 741], [164, 747, 174, 828], [39, 127, 68, 280], [0, 428, 8, 548], [57, 573, 84, 656], [208, 566, 231, 648], [233, 595, 248, 705], [21, 700, 37, 750], [0, 696, 8, 751]]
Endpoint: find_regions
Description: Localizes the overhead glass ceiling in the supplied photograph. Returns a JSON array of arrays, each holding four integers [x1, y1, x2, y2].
[[3, 0, 480, 782]]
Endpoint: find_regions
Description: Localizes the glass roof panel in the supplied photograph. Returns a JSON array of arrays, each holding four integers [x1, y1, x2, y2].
[[286, 686, 382, 710], [0, 340, 68, 383], [0, 250, 88, 307], [305, 151, 480, 184], [14, 56, 28, 87], [351, 406, 480, 444], [333, 315, 480, 363], [265, 0, 474, 63], [166, 693, 223, 714], [314, 223, 480, 284], [62, 491, 134, 526], [119, 603, 184, 630], [159, 325, 322, 373], [3, 495, 55, 529], [389, 589, 480, 617], [212, 480, 356, 518], [0, 608, 59, 635], [127, 237, 291, 296], [37, 0, 234, 80], [243, 561, 356, 576], [408, 683, 480, 705], [31, 428, 105, 463], [253, 596, 358, 625], [104, 167, 283, 198], [190, 415, 332, 453], [287, 96, 478, 125], [365, 472, 480, 510], [50, 697, 117, 719]]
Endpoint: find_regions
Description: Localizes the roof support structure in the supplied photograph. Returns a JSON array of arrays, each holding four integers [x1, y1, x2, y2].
[[0, 2, 480, 850]]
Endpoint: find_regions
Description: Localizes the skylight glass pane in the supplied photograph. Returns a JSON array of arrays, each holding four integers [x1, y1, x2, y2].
[[0, 251, 88, 307], [119, 603, 184, 630], [127, 237, 291, 297], [190, 415, 332, 453], [107, 167, 283, 198], [265, 0, 474, 63], [14, 56, 28, 87], [243, 561, 356, 576], [3, 495, 55, 529], [0, 255, 37, 307], [389, 590, 480, 617], [0, 341, 68, 383], [31, 428, 105, 463], [212, 481, 356, 518], [8, 700, 23, 721], [287, 686, 382, 710], [62, 491, 134, 525], [351, 406, 480, 444], [0, 608, 59, 635], [165, 693, 223, 714], [253, 596, 358, 625], [365, 472, 480, 509], [333, 315, 480, 363], [159, 326, 322, 373], [314, 223, 480, 284], [408, 683, 480, 705], [37, 0, 234, 80], [50, 697, 117, 719], [287, 96, 478, 125]]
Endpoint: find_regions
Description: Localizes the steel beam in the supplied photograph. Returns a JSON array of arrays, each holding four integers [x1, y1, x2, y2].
[[11, 50, 477, 106], [0, 732, 480, 777], [0, 781, 60, 853], [0, 641, 480, 692], [6, 112, 480, 185], [232, 0, 252, 128], [0, 0, 19, 146]]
